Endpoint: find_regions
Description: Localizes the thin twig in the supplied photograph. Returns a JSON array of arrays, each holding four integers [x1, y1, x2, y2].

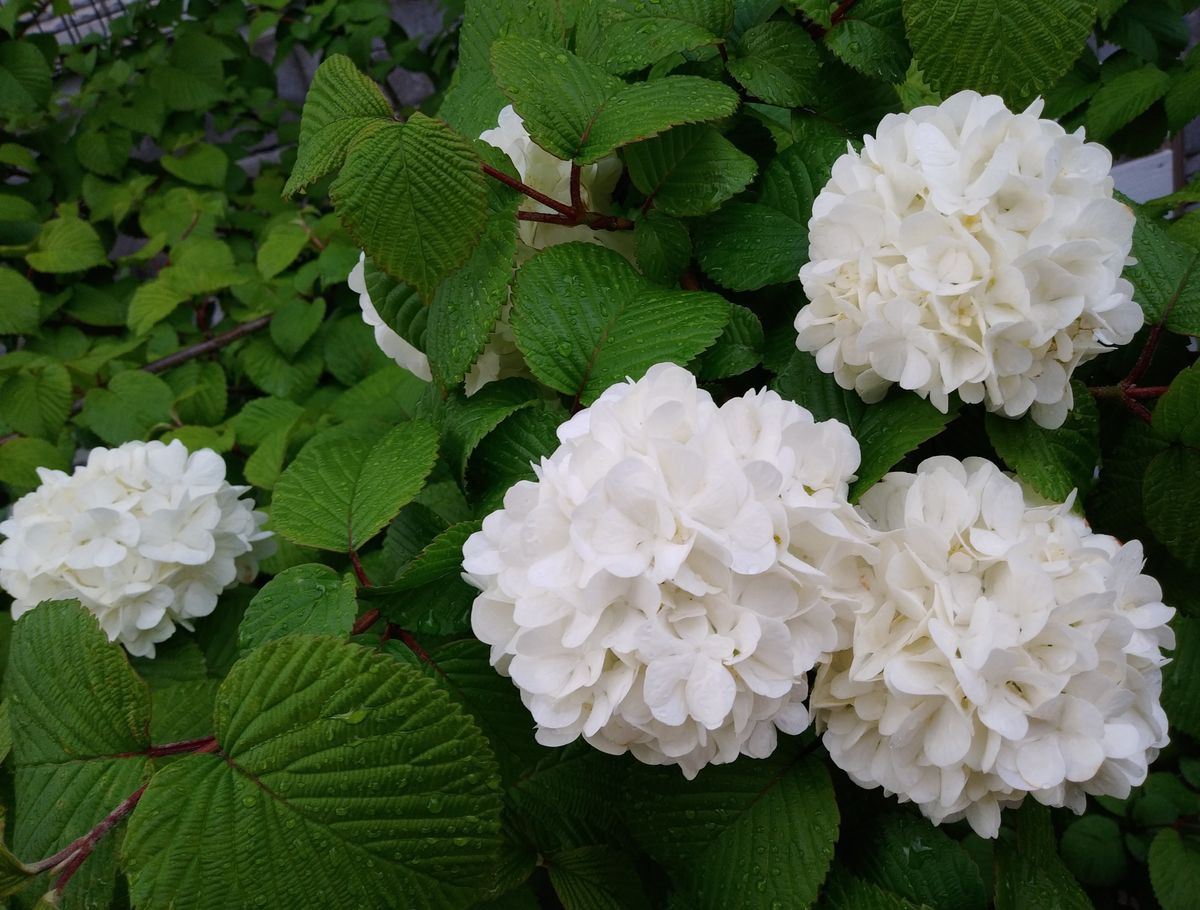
[[0, 315, 273, 448]]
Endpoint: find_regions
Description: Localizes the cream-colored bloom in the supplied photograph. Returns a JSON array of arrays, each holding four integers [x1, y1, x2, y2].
[[796, 91, 1140, 428], [812, 456, 1172, 837], [464, 363, 875, 777], [348, 253, 526, 396], [351, 106, 633, 396], [481, 104, 627, 255], [0, 440, 273, 657]]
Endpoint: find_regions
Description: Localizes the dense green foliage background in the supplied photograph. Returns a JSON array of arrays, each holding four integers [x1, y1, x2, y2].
[[2, 0, 1200, 908]]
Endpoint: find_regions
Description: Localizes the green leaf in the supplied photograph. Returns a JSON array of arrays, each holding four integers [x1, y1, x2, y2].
[[622, 751, 839, 910], [256, 221, 310, 279], [1149, 829, 1200, 910], [853, 813, 986, 910], [986, 383, 1100, 502], [126, 238, 251, 335], [824, 0, 912, 84], [1165, 66, 1200, 132], [466, 405, 563, 510], [271, 422, 440, 552], [426, 144, 522, 388], [1164, 617, 1200, 744], [511, 243, 730, 405], [693, 137, 842, 291], [0, 437, 69, 491], [994, 802, 1093, 910], [78, 370, 175, 445], [727, 20, 821, 107], [0, 363, 71, 439], [1086, 65, 1170, 141], [1060, 815, 1127, 889], [774, 350, 868, 427], [284, 53, 395, 198], [633, 211, 692, 286], [25, 214, 108, 273], [1127, 216, 1200, 334], [269, 297, 326, 357], [239, 564, 358, 653], [426, 639, 548, 785], [546, 846, 651, 910], [131, 638, 219, 743], [161, 142, 229, 189], [8, 602, 151, 909], [576, 0, 732, 75], [693, 201, 806, 290], [364, 259, 427, 345], [126, 280, 189, 335], [238, 335, 324, 400], [437, 0, 570, 138], [851, 394, 958, 500], [696, 303, 763, 379], [0, 266, 40, 334], [490, 37, 740, 164], [625, 124, 758, 217], [123, 636, 504, 910], [1152, 363, 1200, 446], [167, 361, 228, 426], [903, 0, 1095, 106], [369, 521, 483, 636], [331, 115, 488, 300], [0, 40, 51, 116], [75, 127, 131, 178], [147, 32, 229, 112], [818, 870, 924, 910], [442, 379, 540, 482], [1144, 446, 1200, 569], [0, 830, 35, 899]]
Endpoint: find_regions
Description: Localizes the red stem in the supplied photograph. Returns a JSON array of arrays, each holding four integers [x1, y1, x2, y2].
[[482, 162, 575, 217], [830, 0, 859, 26], [569, 163, 583, 214], [31, 783, 149, 885], [484, 162, 633, 231], [348, 548, 372, 587], [517, 210, 634, 231], [395, 627, 434, 666], [146, 735, 217, 757], [1127, 385, 1170, 399], [351, 608, 381, 636]]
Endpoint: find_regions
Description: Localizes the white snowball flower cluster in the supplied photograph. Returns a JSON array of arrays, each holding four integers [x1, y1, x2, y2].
[[0, 440, 273, 657], [351, 105, 630, 396], [812, 456, 1173, 837], [463, 363, 876, 777], [795, 90, 1141, 429]]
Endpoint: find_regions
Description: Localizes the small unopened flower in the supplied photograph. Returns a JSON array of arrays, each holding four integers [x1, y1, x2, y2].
[[463, 363, 875, 777], [796, 91, 1140, 428], [812, 456, 1172, 837], [0, 440, 273, 657]]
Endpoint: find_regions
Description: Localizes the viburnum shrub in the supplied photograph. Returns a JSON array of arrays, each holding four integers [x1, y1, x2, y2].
[[3, 0, 1200, 908]]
